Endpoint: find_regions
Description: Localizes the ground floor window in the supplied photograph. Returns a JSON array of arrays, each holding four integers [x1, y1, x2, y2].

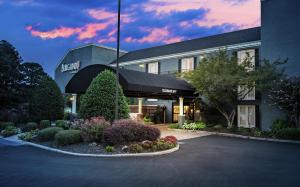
[[237, 105, 256, 128], [172, 102, 195, 123]]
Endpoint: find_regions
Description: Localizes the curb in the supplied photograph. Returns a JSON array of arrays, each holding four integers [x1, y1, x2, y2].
[[212, 132, 300, 144], [168, 128, 300, 145], [23, 141, 180, 157]]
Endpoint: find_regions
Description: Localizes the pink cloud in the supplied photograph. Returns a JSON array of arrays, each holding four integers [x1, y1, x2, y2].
[[77, 23, 110, 40], [86, 8, 135, 24], [26, 21, 111, 40], [26, 25, 81, 39], [143, 0, 260, 29], [124, 27, 184, 44]]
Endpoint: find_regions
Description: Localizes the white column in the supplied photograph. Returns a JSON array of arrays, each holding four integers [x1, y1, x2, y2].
[[71, 94, 77, 114], [138, 98, 143, 114], [179, 97, 184, 116], [178, 97, 185, 126]]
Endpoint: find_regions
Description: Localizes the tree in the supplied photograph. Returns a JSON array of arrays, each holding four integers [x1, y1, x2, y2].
[[20, 62, 46, 88], [80, 70, 129, 121], [184, 50, 284, 128], [0, 40, 24, 109], [269, 76, 300, 127], [28, 75, 64, 122]]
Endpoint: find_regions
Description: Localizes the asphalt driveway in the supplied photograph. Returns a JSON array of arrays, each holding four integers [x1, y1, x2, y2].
[[1, 135, 300, 187]]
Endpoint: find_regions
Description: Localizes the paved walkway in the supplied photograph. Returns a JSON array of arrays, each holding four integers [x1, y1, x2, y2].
[[155, 124, 211, 140]]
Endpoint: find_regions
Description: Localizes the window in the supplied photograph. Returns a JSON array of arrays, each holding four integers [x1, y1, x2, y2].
[[238, 86, 255, 100], [237, 49, 255, 70], [237, 105, 256, 128], [147, 62, 159, 74], [181, 57, 194, 72]]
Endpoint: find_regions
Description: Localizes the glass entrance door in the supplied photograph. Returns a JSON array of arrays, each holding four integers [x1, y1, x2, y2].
[[172, 103, 194, 123]]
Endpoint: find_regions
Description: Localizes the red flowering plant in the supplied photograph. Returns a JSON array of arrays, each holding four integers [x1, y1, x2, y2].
[[162, 136, 178, 145]]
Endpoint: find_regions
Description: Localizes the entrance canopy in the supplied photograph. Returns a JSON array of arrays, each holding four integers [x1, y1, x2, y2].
[[65, 64, 195, 99]]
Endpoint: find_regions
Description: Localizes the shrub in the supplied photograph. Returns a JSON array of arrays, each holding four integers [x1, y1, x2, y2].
[[141, 140, 153, 149], [105, 145, 114, 153], [276, 128, 300, 140], [79, 70, 129, 121], [18, 130, 38, 141], [103, 119, 160, 145], [0, 122, 15, 130], [1, 126, 19, 137], [152, 139, 175, 151], [37, 127, 63, 142], [128, 143, 143, 153], [270, 119, 290, 137], [70, 119, 84, 130], [55, 130, 82, 146], [22, 122, 38, 132], [168, 124, 179, 129], [28, 76, 64, 122], [162, 136, 178, 145], [182, 122, 206, 130], [143, 116, 151, 123], [56, 120, 69, 129], [63, 112, 71, 120], [39, 120, 51, 129], [80, 117, 110, 142]]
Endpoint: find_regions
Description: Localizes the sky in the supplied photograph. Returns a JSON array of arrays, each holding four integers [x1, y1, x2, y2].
[[0, 0, 260, 77]]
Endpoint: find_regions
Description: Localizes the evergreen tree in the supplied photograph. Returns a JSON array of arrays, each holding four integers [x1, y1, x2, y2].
[[0, 40, 23, 109], [28, 75, 64, 122], [80, 70, 129, 121]]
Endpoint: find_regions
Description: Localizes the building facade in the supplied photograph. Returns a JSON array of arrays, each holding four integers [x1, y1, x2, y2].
[[54, 0, 300, 130]]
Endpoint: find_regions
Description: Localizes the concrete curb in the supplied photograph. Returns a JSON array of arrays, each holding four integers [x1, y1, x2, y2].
[[168, 128, 300, 144], [212, 132, 300, 144], [23, 141, 180, 157]]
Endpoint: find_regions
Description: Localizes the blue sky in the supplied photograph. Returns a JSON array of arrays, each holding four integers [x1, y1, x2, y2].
[[0, 0, 260, 76]]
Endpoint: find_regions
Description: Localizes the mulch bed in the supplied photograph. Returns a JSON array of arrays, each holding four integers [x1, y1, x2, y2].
[[32, 141, 126, 154]]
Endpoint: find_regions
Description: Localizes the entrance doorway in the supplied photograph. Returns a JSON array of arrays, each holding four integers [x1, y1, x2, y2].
[[172, 102, 195, 123]]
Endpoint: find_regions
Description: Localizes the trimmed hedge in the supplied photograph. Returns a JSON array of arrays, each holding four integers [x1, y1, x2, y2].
[[40, 120, 51, 129], [0, 122, 15, 130], [55, 130, 82, 146], [1, 126, 18, 137], [56, 120, 69, 129], [37, 127, 63, 142], [103, 119, 160, 145], [22, 122, 38, 132]]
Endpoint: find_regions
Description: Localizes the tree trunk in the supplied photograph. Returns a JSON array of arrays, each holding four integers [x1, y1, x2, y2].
[[215, 106, 236, 128]]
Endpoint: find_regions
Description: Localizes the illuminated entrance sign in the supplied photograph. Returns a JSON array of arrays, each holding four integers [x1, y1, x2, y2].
[[162, 88, 177, 94], [61, 61, 80, 73]]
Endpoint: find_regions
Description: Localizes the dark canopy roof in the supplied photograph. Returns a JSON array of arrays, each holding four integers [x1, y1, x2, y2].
[[112, 27, 261, 64], [65, 64, 195, 99]]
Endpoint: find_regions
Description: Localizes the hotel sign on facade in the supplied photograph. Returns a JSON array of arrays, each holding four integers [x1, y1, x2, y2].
[[61, 61, 81, 73]]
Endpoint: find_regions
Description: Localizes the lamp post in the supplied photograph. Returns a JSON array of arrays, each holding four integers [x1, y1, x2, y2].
[[115, 0, 121, 120]]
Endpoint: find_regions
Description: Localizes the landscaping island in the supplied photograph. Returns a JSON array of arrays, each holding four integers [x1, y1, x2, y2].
[[8, 118, 178, 155]]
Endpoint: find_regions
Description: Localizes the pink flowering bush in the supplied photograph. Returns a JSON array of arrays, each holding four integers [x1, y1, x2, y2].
[[80, 116, 110, 142]]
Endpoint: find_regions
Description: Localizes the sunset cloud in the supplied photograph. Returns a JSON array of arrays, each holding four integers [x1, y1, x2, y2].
[[125, 27, 184, 44], [143, 0, 260, 29]]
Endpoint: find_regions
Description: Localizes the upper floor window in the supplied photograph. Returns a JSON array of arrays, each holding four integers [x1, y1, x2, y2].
[[238, 86, 255, 100], [147, 62, 159, 74], [181, 57, 195, 72], [237, 49, 255, 71]]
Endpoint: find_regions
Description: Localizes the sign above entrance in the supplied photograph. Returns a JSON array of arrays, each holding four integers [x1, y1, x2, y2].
[[162, 88, 177, 94], [61, 61, 80, 73]]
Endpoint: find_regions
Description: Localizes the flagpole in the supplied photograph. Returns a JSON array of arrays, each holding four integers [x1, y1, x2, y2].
[[115, 0, 121, 120]]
